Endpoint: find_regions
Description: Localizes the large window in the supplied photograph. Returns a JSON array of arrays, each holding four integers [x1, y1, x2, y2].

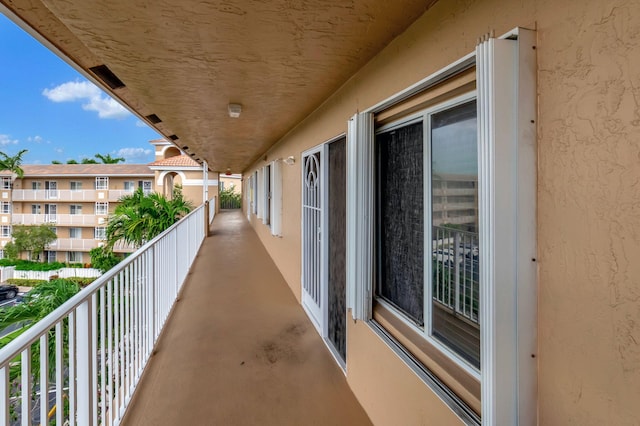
[[95, 177, 109, 190], [1, 178, 12, 190], [67, 251, 81, 263], [1, 226, 11, 237], [32, 204, 42, 215], [94, 227, 106, 240], [95, 202, 109, 215], [348, 31, 537, 423], [376, 96, 479, 369], [1, 202, 11, 214], [69, 227, 82, 239]]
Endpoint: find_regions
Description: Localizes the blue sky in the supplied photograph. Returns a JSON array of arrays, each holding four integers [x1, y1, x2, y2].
[[0, 13, 161, 165]]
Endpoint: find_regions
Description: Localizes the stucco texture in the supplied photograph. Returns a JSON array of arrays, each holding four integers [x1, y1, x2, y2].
[[244, 0, 640, 424]]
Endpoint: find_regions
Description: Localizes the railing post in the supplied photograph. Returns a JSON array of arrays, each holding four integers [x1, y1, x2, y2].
[[203, 200, 210, 237], [76, 299, 94, 425]]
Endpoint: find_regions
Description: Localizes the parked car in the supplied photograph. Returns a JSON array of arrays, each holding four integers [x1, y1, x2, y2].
[[0, 284, 19, 300], [432, 249, 462, 266]]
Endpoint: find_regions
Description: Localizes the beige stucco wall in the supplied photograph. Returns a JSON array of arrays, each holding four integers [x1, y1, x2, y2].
[[243, 0, 640, 424]]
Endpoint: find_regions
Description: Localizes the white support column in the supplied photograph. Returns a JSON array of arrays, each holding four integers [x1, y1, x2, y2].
[[202, 161, 209, 203]]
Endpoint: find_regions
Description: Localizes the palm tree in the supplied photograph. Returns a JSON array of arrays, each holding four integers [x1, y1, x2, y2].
[[95, 153, 125, 164], [0, 149, 28, 178], [106, 187, 193, 248]]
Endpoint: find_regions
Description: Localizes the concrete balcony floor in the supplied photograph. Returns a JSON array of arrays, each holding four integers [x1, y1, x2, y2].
[[122, 210, 371, 425]]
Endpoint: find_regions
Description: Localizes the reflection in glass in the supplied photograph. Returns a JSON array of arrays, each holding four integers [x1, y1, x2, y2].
[[430, 100, 480, 369]]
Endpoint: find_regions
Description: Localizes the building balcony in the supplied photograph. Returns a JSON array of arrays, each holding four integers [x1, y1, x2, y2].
[[0, 207, 368, 425], [12, 213, 106, 226], [48, 237, 102, 251], [11, 189, 139, 202]]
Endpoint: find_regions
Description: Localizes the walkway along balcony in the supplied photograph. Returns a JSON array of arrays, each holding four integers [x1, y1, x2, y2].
[[0, 206, 369, 425]]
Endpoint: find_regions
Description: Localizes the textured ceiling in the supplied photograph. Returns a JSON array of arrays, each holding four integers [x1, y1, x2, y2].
[[1, 0, 437, 172]]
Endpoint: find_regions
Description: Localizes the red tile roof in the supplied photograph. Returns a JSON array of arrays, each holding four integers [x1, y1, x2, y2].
[[148, 155, 200, 167]]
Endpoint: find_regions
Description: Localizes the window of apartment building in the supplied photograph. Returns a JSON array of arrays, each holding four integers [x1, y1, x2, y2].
[[49, 227, 57, 235], [70, 205, 82, 215], [70, 181, 82, 191], [1, 226, 11, 237], [1, 177, 12, 190], [67, 251, 81, 263], [94, 227, 106, 240], [95, 176, 109, 190], [347, 32, 537, 422], [140, 180, 153, 194], [0, 250, 4, 259], [95, 202, 109, 215], [375, 96, 480, 367], [32, 204, 42, 214], [32, 181, 42, 190], [69, 228, 82, 239], [124, 181, 135, 192], [0, 202, 11, 214], [45, 250, 56, 263]]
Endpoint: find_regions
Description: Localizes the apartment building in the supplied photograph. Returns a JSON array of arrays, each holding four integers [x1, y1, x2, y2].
[[0, 140, 217, 264]]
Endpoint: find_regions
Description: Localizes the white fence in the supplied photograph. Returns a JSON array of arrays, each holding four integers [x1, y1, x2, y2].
[[3, 267, 102, 282], [0, 197, 214, 425]]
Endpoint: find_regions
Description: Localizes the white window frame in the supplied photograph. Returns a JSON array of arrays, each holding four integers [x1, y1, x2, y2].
[[373, 93, 480, 379], [1, 225, 11, 238], [95, 176, 109, 190], [94, 227, 106, 240], [95, 202, 109, 216], [69, 227, 82, 239], [124, 181, 135, 192], [252, 172, 258, 215], [1, 177, 12, 190], [32, 181, 42, 190], [32, 204, 42, 215], [70, 204, 82, 215], [70, 181, 82, 191], [0, 202, 10, 214], [346, 28, 537, 425], [269, 161, 282, 236], [256, 169, 263, 219]]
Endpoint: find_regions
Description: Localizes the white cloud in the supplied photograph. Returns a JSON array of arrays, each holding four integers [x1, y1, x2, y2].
[[54, 147, 64, 154], [27, 135, 44, 143], [0, 134, 18, 146], [42, 81, 130, 119], [115, 147, 153, 163]]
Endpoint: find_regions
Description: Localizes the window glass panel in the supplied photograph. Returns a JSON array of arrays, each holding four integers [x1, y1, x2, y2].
[[430, 99, 480, 368], [376, 121, 424, 325], [70, 181, 82, 190]]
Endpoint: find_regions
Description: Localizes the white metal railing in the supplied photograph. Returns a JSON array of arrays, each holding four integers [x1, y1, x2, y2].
[[12, 213, 101, 226], [208, 196, 216, 223], [0, 198, 214, 426], [432, 226, 480, 324]]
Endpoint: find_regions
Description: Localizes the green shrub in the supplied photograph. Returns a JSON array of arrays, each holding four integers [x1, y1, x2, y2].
[[6, 278, 48, 287], [0, 259, 67, 271], [63, 277, 95, 287]]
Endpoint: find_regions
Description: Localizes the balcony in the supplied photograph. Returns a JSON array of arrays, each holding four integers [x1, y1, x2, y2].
[[12, 189, 98, 202], [48, 238, 102, 251], [0, 206, 369, 425], [11, 189, 141, 203], [12, 214, 104, 226]]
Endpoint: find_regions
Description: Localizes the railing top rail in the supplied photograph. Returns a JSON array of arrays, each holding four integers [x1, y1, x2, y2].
[[0, 201, 207, 365]]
